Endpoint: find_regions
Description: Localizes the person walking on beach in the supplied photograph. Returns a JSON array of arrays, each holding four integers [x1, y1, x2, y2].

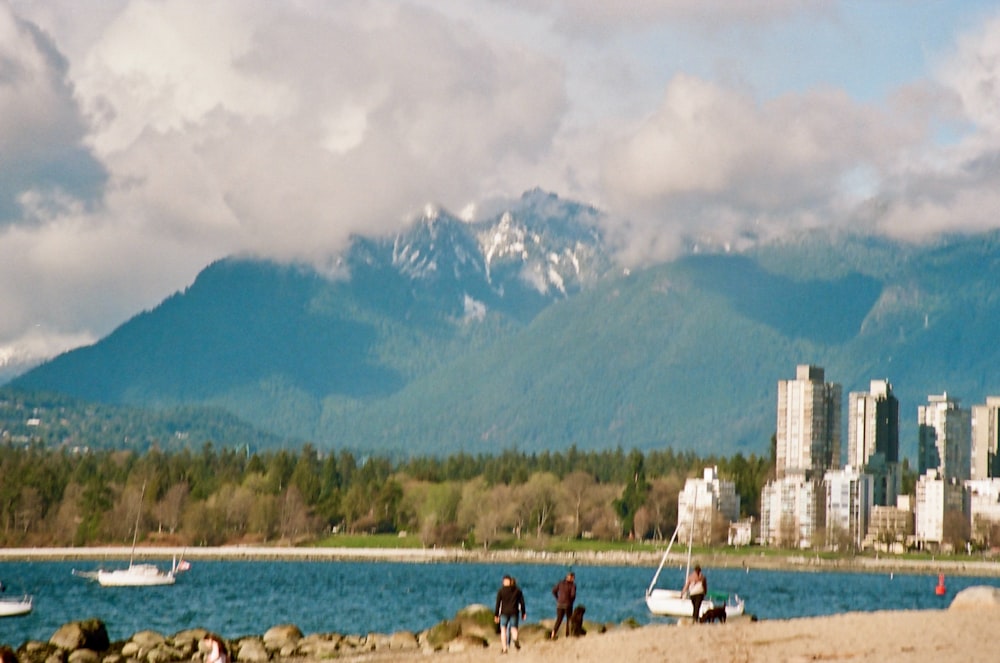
[[550, 571, 576, 639], [494, 574, 526, 653], [682, 565, 707, 622]]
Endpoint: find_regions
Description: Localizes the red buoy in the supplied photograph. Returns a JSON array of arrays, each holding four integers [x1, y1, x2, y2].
[[935, 574, 946, 596]]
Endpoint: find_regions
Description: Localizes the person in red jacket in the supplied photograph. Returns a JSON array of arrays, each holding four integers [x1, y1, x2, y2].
[[550, 571, 576, 639]]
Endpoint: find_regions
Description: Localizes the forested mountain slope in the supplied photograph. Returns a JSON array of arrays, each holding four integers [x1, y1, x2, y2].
[[8, 192, 1000, 462]]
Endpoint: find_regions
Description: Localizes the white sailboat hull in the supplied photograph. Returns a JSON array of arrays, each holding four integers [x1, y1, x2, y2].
[[97, 564, 175, 587], [645, 588, 745, 618], [0, 595, 33, 617]]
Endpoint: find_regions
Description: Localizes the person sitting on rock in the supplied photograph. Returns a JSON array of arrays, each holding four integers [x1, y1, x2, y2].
[[203, 634, 229, 663]]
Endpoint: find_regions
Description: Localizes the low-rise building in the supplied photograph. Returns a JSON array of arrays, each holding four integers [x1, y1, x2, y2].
[[864, 503, 914, 553], [966, 478, 1000, 546], [914, 469, 966, 549], [677, 466, 741, 544], [760, 472, 820, 548], [824, 466, 873, 551]]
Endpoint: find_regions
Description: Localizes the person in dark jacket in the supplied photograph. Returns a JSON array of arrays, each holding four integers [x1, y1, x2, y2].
[[682, 565, 708, 623], [550, 571, 576, 639], [494, 574, 526, 653]]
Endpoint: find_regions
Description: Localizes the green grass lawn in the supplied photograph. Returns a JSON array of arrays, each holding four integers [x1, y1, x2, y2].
[[311, 532, 427, 549]]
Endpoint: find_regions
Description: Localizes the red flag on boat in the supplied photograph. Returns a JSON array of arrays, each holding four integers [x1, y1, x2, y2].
[[177, 559, 191, 572]]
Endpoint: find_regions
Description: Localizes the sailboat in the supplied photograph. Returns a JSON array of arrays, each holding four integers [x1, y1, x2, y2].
[[74, 484, 180, 587], [645, 492, 745, 619], [0, 582, 33, 617]]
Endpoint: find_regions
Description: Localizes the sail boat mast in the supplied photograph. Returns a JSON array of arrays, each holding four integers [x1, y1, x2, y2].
[[683, 487, 697, 581], [128, 482, 146, 566]]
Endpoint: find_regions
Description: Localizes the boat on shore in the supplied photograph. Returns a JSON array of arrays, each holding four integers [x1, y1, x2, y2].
[[0, 593, 33, 617], [645, 493, 745, 619], [645, 586, 745, 618]]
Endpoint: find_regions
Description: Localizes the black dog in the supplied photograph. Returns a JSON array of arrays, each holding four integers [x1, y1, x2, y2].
[[569, 605, 587, 636], [699, 606, 727, 624]]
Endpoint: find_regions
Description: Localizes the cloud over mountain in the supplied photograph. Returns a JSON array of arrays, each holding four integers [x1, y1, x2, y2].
[[3, 1, 1000, 376]]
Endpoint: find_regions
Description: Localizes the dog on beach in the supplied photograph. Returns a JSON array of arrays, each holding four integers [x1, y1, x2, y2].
[[699, 606, 727, 624], [569, 605, 587, 636]]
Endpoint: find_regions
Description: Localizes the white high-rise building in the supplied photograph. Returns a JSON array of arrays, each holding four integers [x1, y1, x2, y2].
[[763, 365, 841, 548], [776, 365, 842, 479], [971, 397, 1000, 480], [677, 466, 741, 544], [848, 379, 900, 506], [918, 393, 971, 482]]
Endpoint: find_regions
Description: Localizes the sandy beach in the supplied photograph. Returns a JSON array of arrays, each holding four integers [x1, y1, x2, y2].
[[406, 604, 993, 663]]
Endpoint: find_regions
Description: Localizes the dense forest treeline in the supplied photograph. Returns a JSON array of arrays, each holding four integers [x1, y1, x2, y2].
[[0, 442, 776, 548]]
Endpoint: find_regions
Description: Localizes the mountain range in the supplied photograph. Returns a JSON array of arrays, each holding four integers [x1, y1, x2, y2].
[[6, 189, 1000, 461]]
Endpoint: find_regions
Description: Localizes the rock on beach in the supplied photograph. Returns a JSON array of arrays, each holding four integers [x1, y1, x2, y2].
[[4, 603, 613, 663]]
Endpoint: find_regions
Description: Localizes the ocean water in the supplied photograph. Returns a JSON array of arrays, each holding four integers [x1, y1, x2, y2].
[[0, 559, 995, 646]]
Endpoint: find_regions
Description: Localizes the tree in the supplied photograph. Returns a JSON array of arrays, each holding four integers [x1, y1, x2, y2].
[[48, 482, 84, 546], [560, 471, 596, 539], [943, 510, 971, 552], [519, 472, 561, 539], [104, 483, 143, 544], [290, 445, 322, 505], [153, 482, 189, 534], [644, 476, 682, 540], [613, 451, 649, 538], [13, 487, 43, 539], [278, 486, 313, 542]]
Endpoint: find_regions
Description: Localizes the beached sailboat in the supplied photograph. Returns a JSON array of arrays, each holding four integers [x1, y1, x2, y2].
[[645, 493, 745, 619]]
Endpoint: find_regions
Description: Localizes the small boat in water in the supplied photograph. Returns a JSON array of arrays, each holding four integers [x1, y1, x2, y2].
[[73, 482, 186, 587], [97, 562, 176, 587], [0, 594, 33, 617]]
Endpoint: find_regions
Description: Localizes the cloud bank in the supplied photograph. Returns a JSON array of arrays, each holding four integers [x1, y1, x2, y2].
[[1, 0, 1000, 371]]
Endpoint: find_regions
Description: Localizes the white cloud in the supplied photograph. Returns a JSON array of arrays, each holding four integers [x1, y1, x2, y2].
[[872, 16, 1000, 240], [0, 5, 105, 221], [492, 0, 833, 35], [0, 0, 568, 366], [599, 75, 923, 262], [3, 0, 1000, 371]]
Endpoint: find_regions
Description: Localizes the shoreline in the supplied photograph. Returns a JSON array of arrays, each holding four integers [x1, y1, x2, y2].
[[1, 545, 998, 577]]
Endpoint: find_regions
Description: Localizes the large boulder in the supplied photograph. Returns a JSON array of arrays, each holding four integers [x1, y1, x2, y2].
[[950, 585, 1000, 610], [296, 634, 342, 658], [49, 620, 110, 652], [453, 604, 495, 640], [15, 641, 60, 663], [262, 625, 302, 652], [66, 650, 99, 663], [424, 620, 462, 650], [234, 638, 269, 663]]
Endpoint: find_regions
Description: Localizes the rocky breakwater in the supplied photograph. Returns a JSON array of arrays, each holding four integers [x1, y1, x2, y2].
[[1, 604, 625, 663]]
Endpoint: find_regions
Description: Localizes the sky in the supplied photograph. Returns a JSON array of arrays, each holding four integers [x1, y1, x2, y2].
[[2, 0, 1000, 375]]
